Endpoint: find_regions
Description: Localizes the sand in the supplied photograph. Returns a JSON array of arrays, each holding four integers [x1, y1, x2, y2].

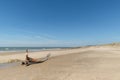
[[0, 48, 90, 63], [0, 46, 120, 80]]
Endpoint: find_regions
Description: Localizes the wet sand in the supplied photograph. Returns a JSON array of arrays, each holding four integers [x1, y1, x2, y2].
[[0, 46, 120, 80]]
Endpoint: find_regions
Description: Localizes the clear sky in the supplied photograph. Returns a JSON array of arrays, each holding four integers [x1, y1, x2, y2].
[[0, 0, 120, 47]]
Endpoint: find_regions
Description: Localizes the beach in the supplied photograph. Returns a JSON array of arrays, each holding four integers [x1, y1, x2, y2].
[[1, 46, 120, 80], [0, 47, 88, 63]]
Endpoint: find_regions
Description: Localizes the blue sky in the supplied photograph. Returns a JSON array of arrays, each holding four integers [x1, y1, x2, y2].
[[0, 0, 120, 47]]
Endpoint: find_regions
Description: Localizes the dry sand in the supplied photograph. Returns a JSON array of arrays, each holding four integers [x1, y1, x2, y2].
[[0, 46, 120, 80]]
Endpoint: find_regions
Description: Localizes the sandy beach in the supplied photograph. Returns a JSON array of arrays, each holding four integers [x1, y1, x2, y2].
[[1, 45, 120, 80], [1, 0, 120, 79]]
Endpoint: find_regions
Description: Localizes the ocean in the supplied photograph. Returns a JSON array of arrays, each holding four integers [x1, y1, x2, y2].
[[0, 47, 69, 53]]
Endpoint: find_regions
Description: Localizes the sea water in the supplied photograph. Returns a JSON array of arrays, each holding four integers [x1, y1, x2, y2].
[[0, 47, 69, 53]]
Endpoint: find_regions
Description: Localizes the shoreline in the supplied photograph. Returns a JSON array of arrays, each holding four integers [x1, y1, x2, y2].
[[0, 47, 85, 63], [0, 45, 120, 67], [0, 45, 119, 63], [0, 46, 120, 80], [0, 47, 82, 68]]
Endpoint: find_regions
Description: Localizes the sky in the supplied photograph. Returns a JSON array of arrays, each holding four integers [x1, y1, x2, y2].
[[0, 0, 120, 47]]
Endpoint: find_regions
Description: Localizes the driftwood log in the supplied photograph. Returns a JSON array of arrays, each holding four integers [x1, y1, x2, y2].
[[21, 54, 50, 66]]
